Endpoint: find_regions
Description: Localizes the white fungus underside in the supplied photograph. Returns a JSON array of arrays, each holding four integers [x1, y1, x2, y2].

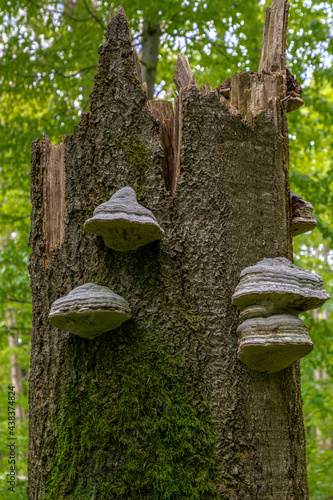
[[292, 218, 316, 237], [49, 308, 131, 339], [84, 216, 164, 251]]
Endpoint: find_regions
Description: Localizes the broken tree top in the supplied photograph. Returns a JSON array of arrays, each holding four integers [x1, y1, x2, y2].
[[108, 0, 300, 134], [34, 0, 302, 266], [170, 1, 302, 140], [259, 0, 290, 73]]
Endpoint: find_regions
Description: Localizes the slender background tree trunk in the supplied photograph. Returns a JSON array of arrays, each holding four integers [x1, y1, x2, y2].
[[7, 317, 27, 421], [28, 3, 309, 498], [141, 21, 161, 99]]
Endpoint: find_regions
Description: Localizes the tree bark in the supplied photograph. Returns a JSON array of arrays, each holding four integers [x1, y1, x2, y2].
[[141, 21, 161, 99], [28, 3, 308, 499]]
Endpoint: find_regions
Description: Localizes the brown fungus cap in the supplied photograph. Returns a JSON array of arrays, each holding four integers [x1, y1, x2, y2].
[[232, 257, 329, 320], [84, 186, 164, 251], [291, 191, 317, 237], [49, 283, 131, 339]]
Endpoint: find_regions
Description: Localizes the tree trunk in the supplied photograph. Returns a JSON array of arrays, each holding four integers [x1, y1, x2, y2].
[[141, 20, 161, 99], [28, 3, 309, 499], [7, 318, 27, 421]]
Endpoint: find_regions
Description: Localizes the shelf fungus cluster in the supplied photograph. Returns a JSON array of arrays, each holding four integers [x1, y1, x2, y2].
[[49, 187, 164, 338], [291, 191, 316, 237], [232, 257, 329, 373], [84, 186, 164, 251], [49, 283, 131, 339]]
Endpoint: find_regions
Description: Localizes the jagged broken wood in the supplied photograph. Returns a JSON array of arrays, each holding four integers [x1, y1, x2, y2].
[[258, 0, 290, 73]]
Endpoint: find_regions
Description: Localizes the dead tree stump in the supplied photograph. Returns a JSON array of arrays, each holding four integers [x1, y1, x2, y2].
[[29, 2, 308, 498]]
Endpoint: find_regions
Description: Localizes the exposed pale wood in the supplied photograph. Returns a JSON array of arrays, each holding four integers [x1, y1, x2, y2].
[[41, 134, 66, 265], [173, 54, 198, 92], [172, 55, 198, 195], [259, 7, 271, 72], [227, 70, 287, 134], [132, 47, 142, 83], [173, 95, 181, 196], [259, 0, 290, 73], [148, 100, 175, 192], [200, 82, 211, 95], [142, 81, 148, 98]]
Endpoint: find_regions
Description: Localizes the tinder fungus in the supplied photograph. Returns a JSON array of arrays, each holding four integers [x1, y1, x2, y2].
[[232, 257, 329, 321], [232, 257, 329, 373], [286, 95, 304, 112], [237, 314, 313, 373], [49, 283, 131, 339], [84, 186, 164, 251], [290, 191, 316, 237]]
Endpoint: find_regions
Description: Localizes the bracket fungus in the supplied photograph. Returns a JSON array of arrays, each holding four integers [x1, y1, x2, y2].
[[291, 191, 316, 237], [285, 69, 304, 113], [49, 283, 131, 339], [84, 186, 164, 251], [238, 314, 313, 373], [232, 257, 329, 321], [232, 257, 329, 373], [285, 94, 304, 113]]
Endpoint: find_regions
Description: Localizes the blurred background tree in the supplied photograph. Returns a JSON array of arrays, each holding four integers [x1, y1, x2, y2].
[[0, 0, 332, 497]]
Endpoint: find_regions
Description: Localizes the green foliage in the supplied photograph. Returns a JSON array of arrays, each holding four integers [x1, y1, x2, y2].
[[294, 239, 333, 499], [0, 0, 332, 498], [300, 311, 333, 499], [0, 333, 29, 499], [287, 7, 333, 495], [0, 92, 31, 498]]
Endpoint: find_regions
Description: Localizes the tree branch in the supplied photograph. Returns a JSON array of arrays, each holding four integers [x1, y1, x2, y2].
[[27, 0, 94, 23], [82, 0, 106, 30], [0, 213, 30, 222], [7, 296, 32, 304], [27, 65, 96, 81]]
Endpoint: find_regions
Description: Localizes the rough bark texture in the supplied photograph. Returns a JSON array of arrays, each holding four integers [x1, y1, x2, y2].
[[29, 5, 308, 500]]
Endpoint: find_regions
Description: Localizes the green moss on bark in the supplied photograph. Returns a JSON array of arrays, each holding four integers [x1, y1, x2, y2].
[[114, 132, 152, 199], [46, 325, 219, 499]]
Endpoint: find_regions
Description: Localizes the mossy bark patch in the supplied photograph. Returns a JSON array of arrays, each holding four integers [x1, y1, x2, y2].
[[46, 328, 218, 499]]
